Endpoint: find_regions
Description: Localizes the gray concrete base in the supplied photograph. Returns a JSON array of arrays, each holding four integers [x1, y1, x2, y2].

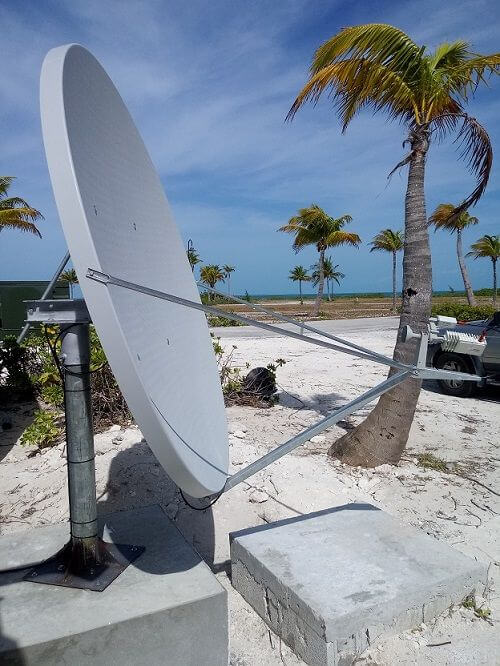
[[230, 503, 486, 666], [0, 505, 228, 665]]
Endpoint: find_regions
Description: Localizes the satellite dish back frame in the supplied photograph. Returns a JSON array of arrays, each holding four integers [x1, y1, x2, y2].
[[21, 253, 481, 589]]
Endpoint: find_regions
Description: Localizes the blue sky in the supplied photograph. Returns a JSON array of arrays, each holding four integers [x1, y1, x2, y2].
[[1, 0, 499, 295]]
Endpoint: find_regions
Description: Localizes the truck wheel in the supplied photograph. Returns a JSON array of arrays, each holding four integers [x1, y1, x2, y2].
[[435, 353, 476, 398]]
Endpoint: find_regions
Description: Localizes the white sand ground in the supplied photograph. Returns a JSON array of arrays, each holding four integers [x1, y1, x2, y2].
[[1, 326, 499, 665]]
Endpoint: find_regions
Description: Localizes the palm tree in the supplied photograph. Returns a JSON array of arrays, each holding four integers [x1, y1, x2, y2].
[[467, 235, 500, 307], [223, 264, 235, 295], [187, 247, 202, 273], [60, 268, 79, 299], [429, 204, 478, 305], [289, 265, 310, 304], [279, 204, 359, 316], [0, 176, 43, 236], [287, 24, 499, 467], [369, 229, 403, 312], [311, 257, 345, 300], [199, 264, 225, 300]]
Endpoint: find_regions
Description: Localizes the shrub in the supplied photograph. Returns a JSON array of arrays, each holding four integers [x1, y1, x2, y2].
[[20, 409, 62, 449], [207, 315, 244, 327], [431, 302, 495, 322], [0, 336, 34, 400]]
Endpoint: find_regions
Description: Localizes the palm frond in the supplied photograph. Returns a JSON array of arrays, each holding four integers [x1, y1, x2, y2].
[[467, 234, 500, 259], [429, 202, 479, 231], [428, 41, 470, 71], [0, 218, 41, 236], [287, 59, 417, 129], [324, 230, 361, 247], [370, 228, 403, 251], [0, 176, 15, 198], [451, 114, 492, 215], [312, 24, 422, 75]]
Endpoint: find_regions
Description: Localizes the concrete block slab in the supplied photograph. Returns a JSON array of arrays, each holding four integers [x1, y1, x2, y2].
[[0, 505, 228, 665], [230, 503, 486, 666]]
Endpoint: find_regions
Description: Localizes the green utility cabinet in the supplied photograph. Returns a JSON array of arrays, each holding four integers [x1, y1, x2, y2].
[[0, 281, 69, 339]]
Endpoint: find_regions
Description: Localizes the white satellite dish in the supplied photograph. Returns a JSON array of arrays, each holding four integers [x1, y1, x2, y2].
[[40, 44, 228, 497]]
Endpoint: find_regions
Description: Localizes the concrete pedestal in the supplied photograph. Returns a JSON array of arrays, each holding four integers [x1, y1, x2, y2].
[[0, 505, 228, 665], [230, 503, 486, 666]]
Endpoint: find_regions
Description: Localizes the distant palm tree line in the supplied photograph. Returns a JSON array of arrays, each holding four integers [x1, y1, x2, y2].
[[282, 206, 497, 311], [2, 176, 496, 311]]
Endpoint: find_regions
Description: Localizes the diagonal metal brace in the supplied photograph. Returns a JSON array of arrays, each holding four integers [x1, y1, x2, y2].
[[86, 267, 483, 493]]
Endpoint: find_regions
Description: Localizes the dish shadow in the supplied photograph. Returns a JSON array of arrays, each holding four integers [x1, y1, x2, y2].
[[0, 608, 25, 665], [277, 390, 370, 430], [97, 438, 216, 575]]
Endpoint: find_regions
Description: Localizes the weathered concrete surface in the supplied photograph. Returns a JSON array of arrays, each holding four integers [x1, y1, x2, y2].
[[0, 505, 228, 665], [230, 503, 486, 666]]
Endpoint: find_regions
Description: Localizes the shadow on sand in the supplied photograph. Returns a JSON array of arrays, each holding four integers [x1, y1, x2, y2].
[[96, 437, 216, 570]]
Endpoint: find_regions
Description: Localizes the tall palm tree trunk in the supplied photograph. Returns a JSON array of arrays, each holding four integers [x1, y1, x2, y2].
[[493, 258, 497, 307], [314, 247, 325, 316], [299, 279, 303, 305], [391, 250, 397, 312], [330, 128, 432, 466], [456, 229, 477, 306]]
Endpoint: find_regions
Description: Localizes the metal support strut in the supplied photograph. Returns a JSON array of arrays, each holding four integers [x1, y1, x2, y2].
[[86, 268, 483, 495]]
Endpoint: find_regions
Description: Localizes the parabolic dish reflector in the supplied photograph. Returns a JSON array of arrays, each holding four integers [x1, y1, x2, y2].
[[40, 44, 228, 497]]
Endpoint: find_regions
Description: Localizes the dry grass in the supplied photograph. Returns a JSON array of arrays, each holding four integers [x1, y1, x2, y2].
[[216, 295, 494, 322]]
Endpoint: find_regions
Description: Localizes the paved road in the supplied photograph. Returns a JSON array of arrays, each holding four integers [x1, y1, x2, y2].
[[211, 316, 400, 339]]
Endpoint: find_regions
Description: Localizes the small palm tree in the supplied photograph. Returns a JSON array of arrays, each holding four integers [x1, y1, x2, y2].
[[287, 24, 499, 467], [222, 265, 235, 295], [0, 176, 43, 236], [429, 204, 478, 306], [369, 229, 403, 312], [279, 204, 359, 316], [289, 265, 310, 304], [311, 257, 345, 300], [187, 247, 202, 273], [199, 264, 225, 300], [467, 235, 500, 306], [60, 268, 79, 299]]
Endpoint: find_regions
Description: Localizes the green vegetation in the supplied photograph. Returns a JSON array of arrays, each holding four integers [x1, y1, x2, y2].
[[462, 594, 492, 621], [0, 335, 33, 400], [222, 264, 235, 295], [20, 410, 62, 449], [187, 246, 202, 272], [430, 204, 479, 306], [199, 264, 226, 300], [467, 235, 500, 307], [311, 257, 345, 301], [369, 229, 403, 312], [0, 176, 43, 236], [431, 302, 495, 321], [289, 265, 310, 304], [279, 204, 360, 316], [207, 315, 244, 327], [60, 268, 79, 299], [211, 334, 285, 405], [416, 452, 448, 472]]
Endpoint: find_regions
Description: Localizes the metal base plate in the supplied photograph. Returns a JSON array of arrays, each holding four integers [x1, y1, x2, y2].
[[24, 539, 145, 591]]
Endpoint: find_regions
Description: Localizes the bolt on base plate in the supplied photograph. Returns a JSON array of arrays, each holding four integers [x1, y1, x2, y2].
[[24, 538, 145, 592]]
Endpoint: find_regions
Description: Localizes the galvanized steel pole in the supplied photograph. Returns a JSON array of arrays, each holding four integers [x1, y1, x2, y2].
[[60, 323, 99, 569]]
